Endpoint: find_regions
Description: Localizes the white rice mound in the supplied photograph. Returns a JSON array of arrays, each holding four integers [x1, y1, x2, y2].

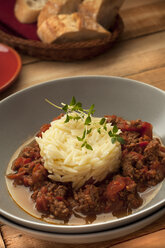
[[36, 114, 122, 188]]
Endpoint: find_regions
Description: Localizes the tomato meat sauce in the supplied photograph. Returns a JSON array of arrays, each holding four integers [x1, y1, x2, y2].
[[7, 115, 165, 222]]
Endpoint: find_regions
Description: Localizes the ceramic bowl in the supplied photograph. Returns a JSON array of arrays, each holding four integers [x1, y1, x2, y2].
[[0, 76, 165, 234], [0, 207, 164, 244]]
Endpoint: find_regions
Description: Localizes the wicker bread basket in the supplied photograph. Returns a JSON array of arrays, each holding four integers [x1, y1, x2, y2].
[[0, 15, 124, 61]]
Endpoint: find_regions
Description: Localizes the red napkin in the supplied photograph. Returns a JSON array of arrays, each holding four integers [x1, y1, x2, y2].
[[0, 0, 39, 40]]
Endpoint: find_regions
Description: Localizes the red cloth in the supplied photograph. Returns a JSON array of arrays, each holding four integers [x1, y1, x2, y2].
[[0, 0, 39, 40]]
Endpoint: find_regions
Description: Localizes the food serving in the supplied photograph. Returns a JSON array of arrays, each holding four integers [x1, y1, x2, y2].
[[6, 97, 165, 224], [14, 0, 124, 44]]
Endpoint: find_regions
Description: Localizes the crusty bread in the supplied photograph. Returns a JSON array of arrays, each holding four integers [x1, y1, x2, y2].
[[37, 13, 111, 44], [38, 0, 83, 28], [14, 0, 48, 23], [79, 0, 124, 30]]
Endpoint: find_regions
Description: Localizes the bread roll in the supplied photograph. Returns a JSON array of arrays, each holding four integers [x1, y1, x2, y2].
[[14, 0, 48, 23], [37, 13, 111, 44], [79, 0, 125, 30], [38, 0, 83, 27]]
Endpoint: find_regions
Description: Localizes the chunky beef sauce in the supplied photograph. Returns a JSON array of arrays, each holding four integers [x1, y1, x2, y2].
[[7, 116, 165, 222]]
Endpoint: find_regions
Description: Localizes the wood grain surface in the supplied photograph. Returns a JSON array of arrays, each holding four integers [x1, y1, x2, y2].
[[0, 0, 165, 247]]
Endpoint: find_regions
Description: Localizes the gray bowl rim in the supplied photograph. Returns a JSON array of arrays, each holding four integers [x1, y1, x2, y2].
[[0, 207, 165, 244]]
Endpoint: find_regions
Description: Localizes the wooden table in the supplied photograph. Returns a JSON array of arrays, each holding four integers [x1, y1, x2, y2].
[[0, 0, 165, 247]]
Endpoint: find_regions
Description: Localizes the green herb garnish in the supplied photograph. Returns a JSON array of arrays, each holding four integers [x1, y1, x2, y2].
[[108, 125, 125, 144], [45, 97, 125, 149]]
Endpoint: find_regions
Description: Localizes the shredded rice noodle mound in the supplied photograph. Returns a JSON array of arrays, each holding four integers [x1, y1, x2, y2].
[[36, 115, 121, 188]]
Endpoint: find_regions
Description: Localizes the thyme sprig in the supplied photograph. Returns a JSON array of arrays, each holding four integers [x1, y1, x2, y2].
[[45, 97, 124, 150], [108, 125, 125, 144]]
